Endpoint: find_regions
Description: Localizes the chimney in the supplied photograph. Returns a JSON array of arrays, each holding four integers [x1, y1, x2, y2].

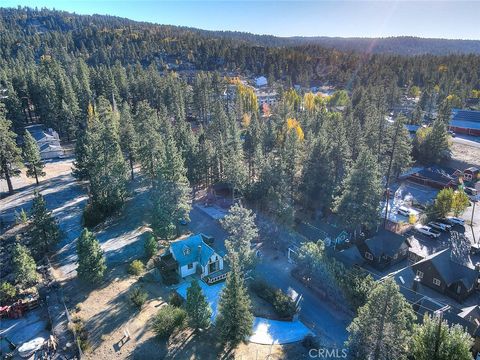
[[197, 245, 202, 262], [413, 275, 421, 292]]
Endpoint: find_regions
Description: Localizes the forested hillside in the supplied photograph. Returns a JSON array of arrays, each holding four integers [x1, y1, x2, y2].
[[0, 7, 479, 231]]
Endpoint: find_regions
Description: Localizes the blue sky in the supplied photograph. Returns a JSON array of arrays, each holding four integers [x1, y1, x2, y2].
[[2, 1, 479, 40]]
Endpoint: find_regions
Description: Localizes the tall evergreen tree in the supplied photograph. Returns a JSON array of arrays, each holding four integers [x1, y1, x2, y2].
[[135, 101, 164, 181], [216, 253, 253, 348], [301, 137, 332, 212], [425, 119, 451, 163], [119, 102, 138, 180], [87, 97, 128, 220], [0, 104, 22, 194], [221, 203, 258, 270], [411, 314, 473, 360], [30, 191, 61, 254], [76, 228, 106, 284], [185, 280, 212, 331], [23, 130, 45, 185], [334, 148, 383, 232], [347, 278, 415, 360], [12, 243, 38, 286], [387, 116, 413, 179], [152, 124, 191, 239], [223, 118, 248, 200]]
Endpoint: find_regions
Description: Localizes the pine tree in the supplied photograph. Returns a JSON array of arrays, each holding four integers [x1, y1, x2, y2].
[[223, 118, 248, 200], [388, 116, 413, 179], [221, 203, 258, 270], [185, 280, 212, 331], [301, 129, 336, 212], [347, 278, 415, 360], [119, 102, 138, 180], [152, 124, 191, 239], [23, 130, 45, 185], [12, 243, 38, 286], [30, 191, 61, 254], [411, 314, 473, 360], [334, 148, 383, 232], [76, 228, 106, 284], [87, 97, 128, 219], [416, 119, 450, 164], [135, 101, 165, 181], [0, 104, 22, 194], [216, 253, 253, 348]]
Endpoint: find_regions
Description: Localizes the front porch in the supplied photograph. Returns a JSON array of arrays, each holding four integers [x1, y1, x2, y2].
[[202, 264, 230, 285]]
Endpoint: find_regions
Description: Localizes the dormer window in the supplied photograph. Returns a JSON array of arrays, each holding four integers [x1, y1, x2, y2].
[[183, 246, 191, 256]]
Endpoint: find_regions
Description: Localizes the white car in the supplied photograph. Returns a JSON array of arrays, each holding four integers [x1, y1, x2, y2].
[[416, 225, 441, 238], [445, 217, 465, 226], [428, 221, 451, 232], [397, 206, 413, 217]]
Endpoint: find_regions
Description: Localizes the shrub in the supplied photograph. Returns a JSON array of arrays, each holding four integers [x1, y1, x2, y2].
[[169, 292, 183, 307], [153, 305, 186, 339], [250, 279, 297, 319], [71, 317, 90, 352], [82, 203, 106, 228], [128, 260, 145, 276], [15, 209, 28, 224], [144, 233, 158, 259], [0, 282, 17, 305], [272, 290, 297, 319], [129, 287, 148, 308], [302, 334, 319, 350]]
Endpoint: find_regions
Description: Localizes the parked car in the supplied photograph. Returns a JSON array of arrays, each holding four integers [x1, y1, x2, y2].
[[445, 216, 465, 226], [397, 206, 413, 217], [447, 130, 456, 137], [428, 221, 451, 232], [416, 225, 441, 238], [465, 187, 478, 202]]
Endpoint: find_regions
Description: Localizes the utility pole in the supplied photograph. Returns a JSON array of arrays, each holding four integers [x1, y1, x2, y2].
[[472, 196, 477, 244]]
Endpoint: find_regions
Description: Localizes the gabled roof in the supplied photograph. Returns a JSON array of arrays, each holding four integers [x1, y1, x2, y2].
[[364, 230, 407, 258], [411, 166, 459, 186], [450, 109, 480, 130], [170, 234, 216, 267], [414, 248, 478, 289], [407, 237, 437, 260], [451, 109, 480, 123], [457, 305, 480, 321], [334, 246, 365, 267]]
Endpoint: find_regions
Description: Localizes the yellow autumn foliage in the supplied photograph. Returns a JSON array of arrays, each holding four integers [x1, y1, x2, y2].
[[242, 113, 251, 128], [286, 118, 304, 141]]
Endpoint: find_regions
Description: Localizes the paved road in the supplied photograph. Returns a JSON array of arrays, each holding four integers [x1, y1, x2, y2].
[[188, 206, 351, 345], [452, 136, 480, 148], [255, 254, 350, 346]]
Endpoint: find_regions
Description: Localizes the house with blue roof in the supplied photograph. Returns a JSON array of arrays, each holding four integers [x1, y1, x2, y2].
[[159, 233, 226, 284]]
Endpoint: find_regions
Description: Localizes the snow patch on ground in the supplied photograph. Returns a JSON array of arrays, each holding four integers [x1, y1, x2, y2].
[[176, 279, 312, 344]]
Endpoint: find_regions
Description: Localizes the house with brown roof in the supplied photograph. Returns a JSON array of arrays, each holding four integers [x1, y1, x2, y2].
[[412, 248, 480, 302]]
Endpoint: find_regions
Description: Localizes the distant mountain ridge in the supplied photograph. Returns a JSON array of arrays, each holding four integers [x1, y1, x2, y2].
[[1, 6, 479, 56], [195, 30, 480, 56]]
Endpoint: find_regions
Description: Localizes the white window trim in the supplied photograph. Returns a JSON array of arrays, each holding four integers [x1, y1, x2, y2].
[[365, 252, 374, 261], [416, 270, 424, 279], [433, 278, 441, 286]]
